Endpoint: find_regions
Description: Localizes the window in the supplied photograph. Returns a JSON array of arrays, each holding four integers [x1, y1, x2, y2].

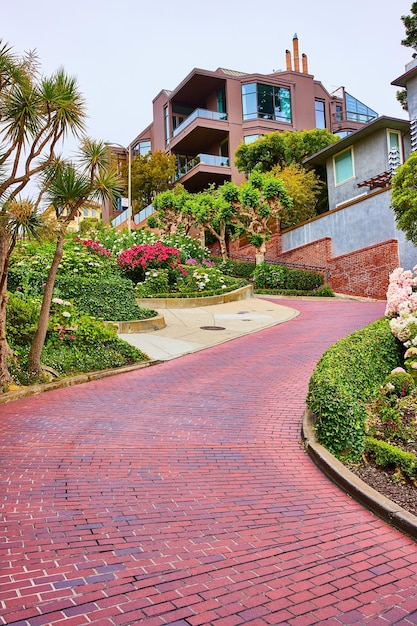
[[164, 105, 169, 146], [345, 93, 377, 124], [387, 130, 403, 170], [334, 148, 354, 185], [315, 100, 326, 129], [83, 208, 89, 217], [133, 140, 151, 157], [217, 85, 226, 114], [244, 134, 264, 144], [219, 137, 229, 158], [242, 83, 291, 123]]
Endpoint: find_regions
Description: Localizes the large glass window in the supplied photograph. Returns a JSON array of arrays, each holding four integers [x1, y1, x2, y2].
[[164, 105, 169, 146], [242, 83, 291, 123], [217, 85, 226, 114], [345, 93, 377, 124], [315, 100, 326, 129], [334, 148, 354, 184], [133, 140, 151, 157]]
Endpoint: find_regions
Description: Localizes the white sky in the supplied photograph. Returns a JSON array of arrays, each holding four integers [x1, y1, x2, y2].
[[2, 0, 414, 155]]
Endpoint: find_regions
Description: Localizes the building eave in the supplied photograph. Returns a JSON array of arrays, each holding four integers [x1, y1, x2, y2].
[[304, 116, 410, 166]]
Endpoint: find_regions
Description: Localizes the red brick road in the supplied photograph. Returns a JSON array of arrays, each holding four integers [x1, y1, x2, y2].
[[1, 299, 417, 626]]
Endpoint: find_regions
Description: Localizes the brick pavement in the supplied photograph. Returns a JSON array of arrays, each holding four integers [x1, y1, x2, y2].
[[1, 299, 417, 626]]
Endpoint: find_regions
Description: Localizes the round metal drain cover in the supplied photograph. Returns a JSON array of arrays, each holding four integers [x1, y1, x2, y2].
[[200, 325, 226, 331]]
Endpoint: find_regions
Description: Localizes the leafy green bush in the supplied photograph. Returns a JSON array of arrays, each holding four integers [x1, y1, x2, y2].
[[41, 339, 146, 375], [285, 268, 324, 291], [253, 263, 287, 289], [213, 258, 256, 279], [307, 318, 403, 460], [314, 284, 335, 297], [364, 437, 417, 478], [383, 370, 414, 397], [6, 293, 41, 347], [54, 276, 156, 321]]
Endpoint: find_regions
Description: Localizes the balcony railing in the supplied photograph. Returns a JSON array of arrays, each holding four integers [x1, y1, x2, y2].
[[172, 109, 227, 138], [111, 209, 129, 228], [111, 203, 154, 228], [175, 153, 230, 180], [332, 110, 377, 125], [135, 203, 154, 225]]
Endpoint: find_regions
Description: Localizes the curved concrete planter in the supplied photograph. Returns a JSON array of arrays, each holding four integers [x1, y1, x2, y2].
[[110, 314, 166, 334], [302, 408, 417, 540], [136, 284, 253, 309]]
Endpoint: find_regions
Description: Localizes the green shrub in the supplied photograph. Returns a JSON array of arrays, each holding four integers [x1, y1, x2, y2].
[[307, 318, 403, 460], [41, 339, 146, 375], [383, 370, 414, 397], [7, 266, 47, 297], [54, 276, 156, 321], [314, 284, 335, 297], [214, 258, 255, 279], [364, 437, 417, 478], [285, 268, 324, 291], [253, 263, 287, 290], [6, 293, 41, 347]]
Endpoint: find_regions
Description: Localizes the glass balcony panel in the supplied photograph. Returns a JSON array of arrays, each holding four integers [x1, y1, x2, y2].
[[172, 109, 227, 137], [175, 153, 230, 180]]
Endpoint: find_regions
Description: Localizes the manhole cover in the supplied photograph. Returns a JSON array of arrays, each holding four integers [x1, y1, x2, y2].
[[200, 325, 226, 331]]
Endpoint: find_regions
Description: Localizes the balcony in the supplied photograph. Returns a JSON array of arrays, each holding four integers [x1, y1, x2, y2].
[[173, 109, 227, 138], [175, 153, 230, 180], [331, 109, 378, 135]]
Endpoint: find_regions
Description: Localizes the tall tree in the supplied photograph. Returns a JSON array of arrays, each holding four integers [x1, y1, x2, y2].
[[0, 40, 86, 387], [390, 151, 417, 244], [183, 189, 234, 261], [220, 171, 292, 264], [27, 139, 122, 379], [130, 150, 176, 214], [401, 2, 417, 50], [396, 3, 417, 109], [269, 163, 323, 228], [148, 185, 193, 235], [234, 129, 338, 175]]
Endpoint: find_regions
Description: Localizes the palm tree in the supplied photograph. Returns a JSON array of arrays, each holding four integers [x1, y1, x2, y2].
[[27, 139, 123, 379], [0, 39, 86, 388]]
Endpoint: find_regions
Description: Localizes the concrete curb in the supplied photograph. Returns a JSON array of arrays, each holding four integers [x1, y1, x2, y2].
[[0, 359, 162, 406], [114, 314, 166, 333], [302, 408, 417, 540], [136, 284, 253, 309]]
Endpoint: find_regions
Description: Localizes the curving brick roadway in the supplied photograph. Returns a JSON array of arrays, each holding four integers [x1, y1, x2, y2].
[[1, 298, 417, 626]]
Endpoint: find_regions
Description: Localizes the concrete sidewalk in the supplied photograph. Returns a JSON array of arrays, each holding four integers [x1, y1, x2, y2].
[[118, 297, 299, 360]]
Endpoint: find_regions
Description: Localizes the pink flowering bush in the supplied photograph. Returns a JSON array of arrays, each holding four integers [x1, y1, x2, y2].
[[117, 241, 186, 284], [75, 238, 112, 258], [386, 266, 417, 378]]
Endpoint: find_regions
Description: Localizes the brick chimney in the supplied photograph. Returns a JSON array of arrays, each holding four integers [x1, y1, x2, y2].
[[293, 34, 300, 73]]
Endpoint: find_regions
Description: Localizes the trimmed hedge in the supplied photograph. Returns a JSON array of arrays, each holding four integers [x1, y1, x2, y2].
[[306, 318, 403, 460], [55, 276, 156, 321], [364, 437, 417, 478]]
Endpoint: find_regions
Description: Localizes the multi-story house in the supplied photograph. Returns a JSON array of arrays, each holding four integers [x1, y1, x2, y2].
[[105, 35, 378, 225]]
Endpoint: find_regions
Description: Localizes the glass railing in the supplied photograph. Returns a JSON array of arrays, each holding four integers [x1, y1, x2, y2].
[[111, 204, 154, 228], [135, 203, 154, 224], [175, 153, 230, 180], [173, 109, 227, 137], [333, 110, 377, 125], [111, 209, 129, 228]]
